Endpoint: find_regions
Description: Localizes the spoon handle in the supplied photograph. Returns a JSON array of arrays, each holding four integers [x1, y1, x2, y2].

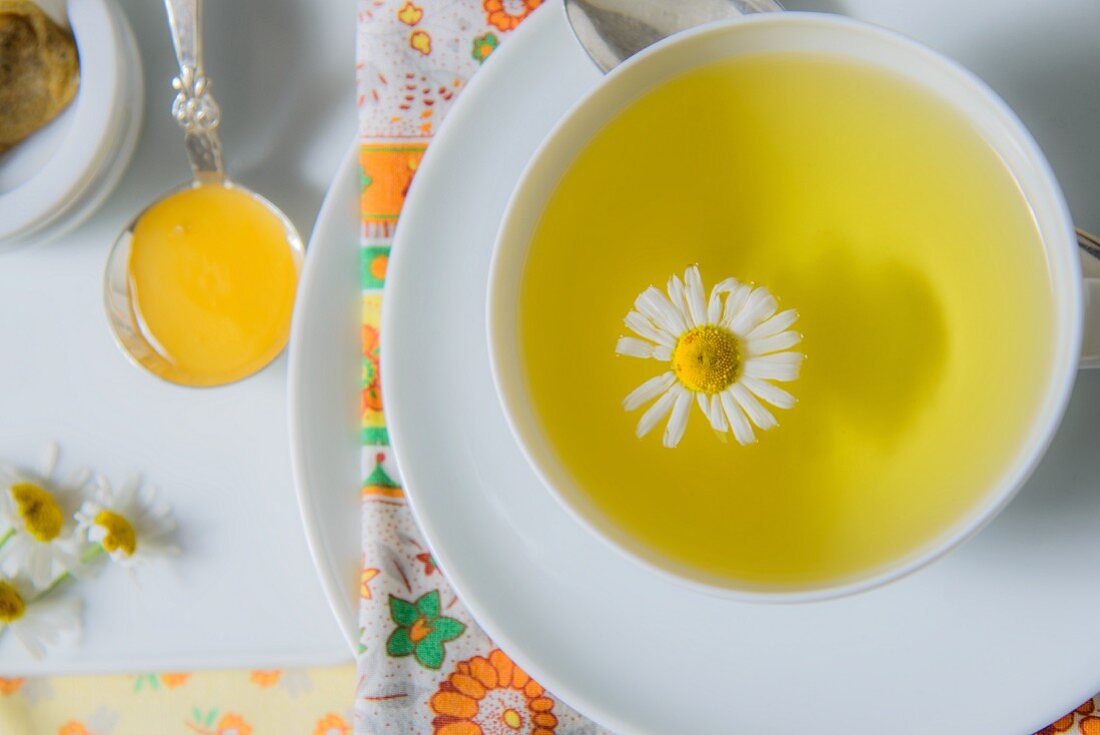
[[164, 0, 224, 185], [1081, 229, 1100, 261]]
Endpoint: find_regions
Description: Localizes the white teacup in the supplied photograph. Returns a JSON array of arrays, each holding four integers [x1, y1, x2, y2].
[[488, 12, 1100, 601]]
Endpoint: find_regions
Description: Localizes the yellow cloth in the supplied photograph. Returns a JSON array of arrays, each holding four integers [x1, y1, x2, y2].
[[0, 666, 355, 734]]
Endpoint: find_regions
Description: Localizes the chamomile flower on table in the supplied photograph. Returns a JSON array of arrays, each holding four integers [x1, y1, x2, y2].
[[0, 444, 91, 589], [75, 475, 179, 570], [0, 573, 82, 659], [616, 265, 804, 448]]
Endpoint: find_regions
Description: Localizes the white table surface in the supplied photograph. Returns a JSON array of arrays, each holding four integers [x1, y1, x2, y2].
[[0, 0, 356, 674]]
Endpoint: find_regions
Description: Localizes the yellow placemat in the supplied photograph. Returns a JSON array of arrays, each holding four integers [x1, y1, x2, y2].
[[0, 667, 355, 734]]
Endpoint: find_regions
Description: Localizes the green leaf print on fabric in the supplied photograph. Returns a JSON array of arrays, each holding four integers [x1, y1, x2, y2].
[[385, 591, 465, 670], [389, 596, 419, 627]]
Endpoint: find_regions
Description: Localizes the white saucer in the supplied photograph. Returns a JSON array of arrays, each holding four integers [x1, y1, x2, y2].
[[292, 1, 1100, 731]]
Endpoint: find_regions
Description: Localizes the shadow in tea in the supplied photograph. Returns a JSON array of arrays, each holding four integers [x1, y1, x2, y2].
[[788, 240, 947, 448]]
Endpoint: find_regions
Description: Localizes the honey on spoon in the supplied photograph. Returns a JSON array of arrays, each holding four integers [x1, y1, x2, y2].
[[104, 0, 302, 387]]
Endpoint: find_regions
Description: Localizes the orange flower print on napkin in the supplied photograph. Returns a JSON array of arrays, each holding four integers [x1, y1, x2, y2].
[[214, 713, 252, 735], [0, 677, 23, 695], [484, 0, 542, 32], [410, 29, 432, 56], [133, 673, 190, 691], [314, 713, 352, 735], [1037, 698, 1098, 734], [250, 670, 282, 687], [361, 566, 380, 599], [59, 709, 119, 735], [161, 673, 190, 689], [186, 709, 252, 735], [431, 649, 558, 735], [397, 1, 423, 26]]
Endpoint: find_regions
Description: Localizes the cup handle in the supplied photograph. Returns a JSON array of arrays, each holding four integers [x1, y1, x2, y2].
[[1084, 278, 1100, 369], [1081, 230, 1100, 369]]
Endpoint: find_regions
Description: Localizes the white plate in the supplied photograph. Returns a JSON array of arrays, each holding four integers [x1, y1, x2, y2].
[[293, 1, 1100, 732]]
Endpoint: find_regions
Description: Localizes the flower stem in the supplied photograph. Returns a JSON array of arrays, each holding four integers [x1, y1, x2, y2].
[[0, 528, 13, 551]]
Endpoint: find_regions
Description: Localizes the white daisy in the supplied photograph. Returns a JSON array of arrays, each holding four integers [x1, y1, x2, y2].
[[75, 475, 179, 569], [0, 444, 90, 589], [0, 574, 82, 659], [616, 265, 803, 448]]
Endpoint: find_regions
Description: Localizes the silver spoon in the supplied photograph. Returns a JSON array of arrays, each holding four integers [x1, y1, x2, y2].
[[562, 0, 1100, 255], [564, 0, 783, 73], [103, 0, 303, 387]]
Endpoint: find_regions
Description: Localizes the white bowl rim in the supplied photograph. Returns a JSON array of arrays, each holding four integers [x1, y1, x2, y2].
[[485, 11, 1084, 603]]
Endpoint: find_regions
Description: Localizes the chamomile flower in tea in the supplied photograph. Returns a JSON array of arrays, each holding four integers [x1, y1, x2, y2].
[[616, 265, 801, 448], [518, 54, 1055, 586]]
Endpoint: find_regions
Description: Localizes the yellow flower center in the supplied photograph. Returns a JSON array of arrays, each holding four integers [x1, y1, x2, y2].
[[0, 580, 25, 623], [672, 325, 741, 394], [11, 482, 63, 542], [94, 510, 136, 557], [502, 708, 523, 729]]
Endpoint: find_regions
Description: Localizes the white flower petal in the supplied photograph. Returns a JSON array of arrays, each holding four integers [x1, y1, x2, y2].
[[653, 345, 672, 361], [635, 385, 679, 439], [683, 266, 708, 328], [741, 376, 797, 409], [666, 275, 686, 318], [39, 443, 58, 480], [707, 394, 728, 432], [730, 383, 778, 430], [136, 512, 176, 540], [117, 476, 140, 510], [636, 287, 688, 336], [720, 284, 753, 328], [743, 352, 803, 382], [66, 468, 91, 491], [132, 538, 181, 558], [729, 288, 779, 336], [720, 391, 756, 445], [7, 594, 83, 660], [616, 337, 656, 359], [663, 387, 692, 448], [707, 278, 739, 324], [696, 392, 710, 418], [28, 546, 53, 589], [9, 620, 45, 660], [747, 308, 799, 340], [625, 310, 675, 348], [748, 330, 802, 356], [623, 372, 676, 411]]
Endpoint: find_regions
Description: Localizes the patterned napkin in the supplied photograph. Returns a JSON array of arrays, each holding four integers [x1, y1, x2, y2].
[[354, 2, 606, 734], [352, 3, 1097, 735]]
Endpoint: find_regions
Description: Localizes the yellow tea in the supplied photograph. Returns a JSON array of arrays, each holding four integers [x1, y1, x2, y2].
[[518, 54, 1054, 588]]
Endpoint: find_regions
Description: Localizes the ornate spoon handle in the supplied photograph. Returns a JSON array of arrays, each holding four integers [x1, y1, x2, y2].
[[1080, 229, 1100, 261], [164, 0, 224, 185]]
